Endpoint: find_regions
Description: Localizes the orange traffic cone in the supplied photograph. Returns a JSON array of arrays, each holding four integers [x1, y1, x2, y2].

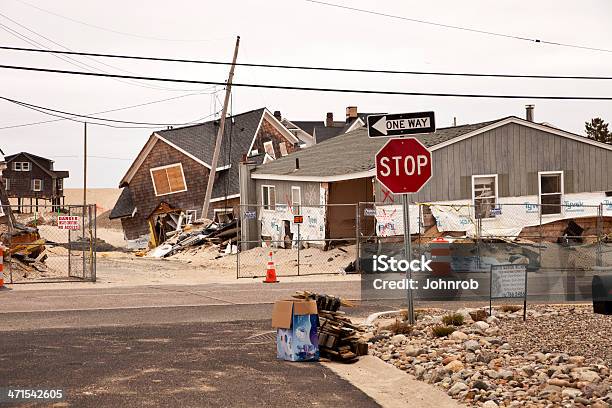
[[263, 251, 279, 283], [0, 245, 4, 288]]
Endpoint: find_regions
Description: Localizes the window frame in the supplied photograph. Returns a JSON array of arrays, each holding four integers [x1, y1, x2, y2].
[[56, 178, 63, 190], [471, 174, 498, 219], [4, 178, 9, 190], [538, 170, 564, 216], [13, 162, 31, 172], [185, 210, 197, 224], [291, 186, 301, 214], [262, 185, 276, 210], [32, 178, 43, 192], [149, 163, 188, 197], [263, 141, 276, 160]]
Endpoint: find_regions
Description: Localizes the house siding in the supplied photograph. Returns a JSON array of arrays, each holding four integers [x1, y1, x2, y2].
[[4, 153, 55, 199], [251, 117, 299, 159], [122, 139, 211, 240], [254, 179, 321, 207], [376, 123, 612, 203]]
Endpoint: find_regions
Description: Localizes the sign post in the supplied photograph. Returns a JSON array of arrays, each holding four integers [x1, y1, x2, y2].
[[373, 114, 435, 324]]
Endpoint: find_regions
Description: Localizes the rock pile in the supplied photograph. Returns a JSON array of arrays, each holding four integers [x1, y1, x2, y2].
[[369, 307, 612, 407]]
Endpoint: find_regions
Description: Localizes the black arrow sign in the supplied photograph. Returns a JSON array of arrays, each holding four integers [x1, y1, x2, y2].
[[367, 111, 436, 138]]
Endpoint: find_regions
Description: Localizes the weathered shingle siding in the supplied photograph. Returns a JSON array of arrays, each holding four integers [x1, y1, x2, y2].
[[251, 117, 299, 160], [122, 139, 210, 240], [382, 123, 612, 203], [4, 153, 55, 199]]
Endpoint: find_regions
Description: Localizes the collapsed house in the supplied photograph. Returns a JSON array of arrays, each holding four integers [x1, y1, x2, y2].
[[109, 108, 304, 249], [239, 106, 612, 259]]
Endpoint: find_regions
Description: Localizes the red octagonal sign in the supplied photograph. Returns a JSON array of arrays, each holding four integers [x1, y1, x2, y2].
[[375, 138, 432, 194]]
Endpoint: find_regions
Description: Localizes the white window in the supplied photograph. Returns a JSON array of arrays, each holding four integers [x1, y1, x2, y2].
[[3, 179, 9, 190], [13, 162, 31, 171], [32, 179, 42, 191], [262, 185, 276, 210], [539, 171, 563, 215], [279, 142, 289, 157], [291, 186, 301, 214], [150, 163, 187, 196], [263, 141, 276, 160], [214, 208, 234, 223], [472, 174, 498, 219], [185, 210, 197, 224], [56, 178, 63, 190]]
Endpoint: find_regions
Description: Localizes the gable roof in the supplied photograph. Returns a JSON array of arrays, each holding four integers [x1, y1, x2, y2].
[[109, 186, 135, 219], [5, 152, 69, 179], [118, 108, 299, 200], [252, 116, 612, 182]]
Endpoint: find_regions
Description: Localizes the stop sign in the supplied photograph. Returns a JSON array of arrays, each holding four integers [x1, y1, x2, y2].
[[375, 138, 432, 194]]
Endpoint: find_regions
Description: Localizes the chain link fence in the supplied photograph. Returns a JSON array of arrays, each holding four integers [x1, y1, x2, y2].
[[1, 204, 97, 283], [359, 202, 612, 303], [237, 204, 357, 278]]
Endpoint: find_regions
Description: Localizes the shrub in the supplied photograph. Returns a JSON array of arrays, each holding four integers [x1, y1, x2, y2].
[[432, 325, 455, 338], [442, 313, 464, 326], [390, 318, 413, 335], [499, 305, 522, 313]]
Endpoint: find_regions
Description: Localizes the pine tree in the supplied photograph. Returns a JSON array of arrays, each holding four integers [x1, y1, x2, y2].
[[585, 117, 612, 144]]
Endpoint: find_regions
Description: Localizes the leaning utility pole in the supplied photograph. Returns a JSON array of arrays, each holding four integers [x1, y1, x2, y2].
[[83, 122, 87, 208], [201, 36, 240, 220]]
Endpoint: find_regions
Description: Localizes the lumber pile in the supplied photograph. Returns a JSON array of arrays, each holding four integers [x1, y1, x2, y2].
[[293, 291, 368, 363]]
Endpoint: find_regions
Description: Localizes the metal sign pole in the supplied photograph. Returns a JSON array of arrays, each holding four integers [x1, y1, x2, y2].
[[402, 194, 414, 324]]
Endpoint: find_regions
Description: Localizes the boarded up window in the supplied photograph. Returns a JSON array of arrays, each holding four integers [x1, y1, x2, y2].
[[263, 141, 276, 159], [279, 142, 288, 157], [150, 164, 187, 196]]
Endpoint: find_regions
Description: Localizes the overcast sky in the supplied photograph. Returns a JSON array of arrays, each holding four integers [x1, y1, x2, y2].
[[1, 0, 612, 188]]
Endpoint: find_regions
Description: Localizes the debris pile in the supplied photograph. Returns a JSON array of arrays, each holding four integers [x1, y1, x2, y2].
[[147, 219, 239, 258], [0, 222, 49, 275], [293, 291, 369, 363]]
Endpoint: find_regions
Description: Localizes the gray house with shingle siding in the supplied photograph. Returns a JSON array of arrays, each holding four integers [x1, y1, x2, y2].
[[241, 114, 612, 239], [111, 108, 301, 244]]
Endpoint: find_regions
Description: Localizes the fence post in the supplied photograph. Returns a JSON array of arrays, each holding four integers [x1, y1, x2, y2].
[[538, 204, 543, 270], [597, 203, 603, 268], [297, 215, 301, 276], [355, 203, 360, 273]]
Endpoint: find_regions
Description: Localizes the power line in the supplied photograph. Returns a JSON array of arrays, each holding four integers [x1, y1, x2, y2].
[[0, 90, 217, 130], [2, 62, 612, 100], [305, 0, 612, 54], [2, 45, 612, 81], [0, 14, 212, 92], [12, 0, 230, 43], [1, 95, 223, 129]]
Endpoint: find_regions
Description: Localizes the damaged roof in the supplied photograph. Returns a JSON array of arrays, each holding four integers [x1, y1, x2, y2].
[[252, 118, 502, 179], [109, 186, 135, 219]]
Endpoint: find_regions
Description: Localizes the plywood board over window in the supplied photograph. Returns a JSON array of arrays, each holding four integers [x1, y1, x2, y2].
[[150, 163, 187, 196]]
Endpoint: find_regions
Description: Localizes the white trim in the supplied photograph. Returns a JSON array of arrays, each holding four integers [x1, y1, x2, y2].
[[291, 186, 301, 213], [120, 135, 158, 186], [262, 153, 275, 164], [149, 162, 188, 197], [213, 208, 234, 213], [345, 117, 365, 133], [471, 174, 498, 219], [538, 170, 564, 216], [252, 169, 375, 183], [185, 209, 197, 223], [263, 141, 276, 160], [32, 178, 42, 191], [210, 193, 240, 203], [246, 113, 266, 155], [263, 109, 300, 144], [262, 184, 276, 210], [431, 117, 612, 152]]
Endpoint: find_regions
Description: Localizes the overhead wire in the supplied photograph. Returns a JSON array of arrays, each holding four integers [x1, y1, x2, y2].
[[304, 0, 612, 54], [2, 63, 612, 100], [12, 0, 230, 43], [2, 45, 612, 80], [0, 14, 213, 92]]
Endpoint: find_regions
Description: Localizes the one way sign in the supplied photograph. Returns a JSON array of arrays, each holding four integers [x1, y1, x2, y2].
[[367, 111, 436, 138]]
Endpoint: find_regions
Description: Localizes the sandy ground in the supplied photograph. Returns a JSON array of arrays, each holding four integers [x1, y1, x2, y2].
[[170, 244, 356, 278]]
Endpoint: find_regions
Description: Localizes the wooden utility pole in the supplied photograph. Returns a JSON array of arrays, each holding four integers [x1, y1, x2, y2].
[[201, 36, 240, 220]]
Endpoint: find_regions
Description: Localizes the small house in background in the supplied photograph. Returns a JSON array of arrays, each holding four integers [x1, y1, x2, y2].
[[3, 152, 69, 212], [279, 106, 379, 147], [110, 107, 302, 248]]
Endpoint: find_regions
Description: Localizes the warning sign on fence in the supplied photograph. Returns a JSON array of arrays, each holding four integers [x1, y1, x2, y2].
[[58, 215, 81, 230]]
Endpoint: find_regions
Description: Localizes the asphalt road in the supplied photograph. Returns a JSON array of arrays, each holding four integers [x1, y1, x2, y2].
[[0, 282, 388, 407], [0, 320, 378, 408]]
